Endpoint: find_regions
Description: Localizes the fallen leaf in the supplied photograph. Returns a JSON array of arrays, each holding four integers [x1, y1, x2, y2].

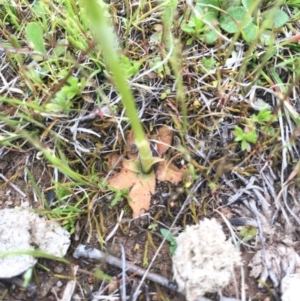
[[108, 159, 156, 217], [123, 158, 141, 173], [156, 126, 173, 157], [107, 277, 119, 294], [156, 160, 183, 185], [128, 169, 155, 217], [108, 167, 138, 190], [126, 130, 138, 159], [106, 153, 123, 170], [108, 128, 183, 217]]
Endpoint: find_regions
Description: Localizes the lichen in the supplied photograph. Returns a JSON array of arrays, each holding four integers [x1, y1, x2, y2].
[[172, 218, 241, 301]]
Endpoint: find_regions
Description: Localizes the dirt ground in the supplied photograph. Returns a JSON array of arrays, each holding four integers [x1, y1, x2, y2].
[[0, 150, 286, 301]]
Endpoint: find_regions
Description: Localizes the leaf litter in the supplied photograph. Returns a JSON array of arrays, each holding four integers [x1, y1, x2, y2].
[[1, 0, 300, 300], [108, 126, 183, 217]]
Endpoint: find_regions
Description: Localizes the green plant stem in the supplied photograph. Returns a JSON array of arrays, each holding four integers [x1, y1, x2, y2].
[[80, 0, 153, 174]]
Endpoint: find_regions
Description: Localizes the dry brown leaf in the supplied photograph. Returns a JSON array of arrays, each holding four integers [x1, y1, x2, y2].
[[156, 160, 183, 185], [107, 276, 119, 295], [126, 130, 138, 159], [108, 127, 182, 217], [108, 159, 156, 218], [123, 158, 141, 173], [108, 167, 138, 189], [128, 170, 155, 217], [156, 126, 173, 157], [106, 153, 123, 170]]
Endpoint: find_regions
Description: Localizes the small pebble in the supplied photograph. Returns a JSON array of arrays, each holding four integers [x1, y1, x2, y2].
[[54, 266, 64, 273], [56, 281, 63, 287], [72, 294, 81, 300]]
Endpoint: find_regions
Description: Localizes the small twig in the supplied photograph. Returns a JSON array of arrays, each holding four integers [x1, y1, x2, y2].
[[73, 244, 178, 292], [73, 244, 240, 301], [0, 172, 27, 198]]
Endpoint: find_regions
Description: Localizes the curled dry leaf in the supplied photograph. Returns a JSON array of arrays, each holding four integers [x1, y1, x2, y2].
[[156, 126, 173, 157]]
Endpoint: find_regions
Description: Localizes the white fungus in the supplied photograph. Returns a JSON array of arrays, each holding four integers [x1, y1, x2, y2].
[[172, 218, 241, 301], [0, 207, 70, 278], [281, 273, 300, 301]]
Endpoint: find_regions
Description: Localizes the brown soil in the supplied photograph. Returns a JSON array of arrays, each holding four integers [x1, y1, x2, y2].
[[0, 150, 278, 301]]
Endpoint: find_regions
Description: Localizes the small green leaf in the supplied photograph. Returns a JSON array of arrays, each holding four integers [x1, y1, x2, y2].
[[242, 22, 258, 43], [261, 9, 289, 29], [261, 126, 275, 134], [202, 57, 217, 70], [240, 225, 257, 242], [120, 55, 141, 78], [186, 38, 193, 45], [234, 126, 244, 136], [25, 22, 46, 53], [181, 24, 196, 34], [241, 140, 247, 150], [245, 131, 257, 143], [160, 228, 177, 255], [204, 29, 218, 44], [160, 228, 175, 243], [219, 7, 252, 33], [252, 109, 274, 123], [169, 244, 177, 255]]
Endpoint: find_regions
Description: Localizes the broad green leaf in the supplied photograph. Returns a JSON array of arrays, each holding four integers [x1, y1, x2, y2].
[[25, 22, 46, 53], [222, 0, 241, 10], [242, 22, 258, 42], [195, 17, 205, 31], [204, 30, 218, 44], [241, 0, 251, 9], [219, 6, 252, 33], [261, 9, 289, 29], [196, 0, 220, 17], [181, 24, 196, 34], [203, 12, 219, 43]]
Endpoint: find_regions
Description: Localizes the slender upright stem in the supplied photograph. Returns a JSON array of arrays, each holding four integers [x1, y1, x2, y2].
[[80, 0, 153, 173]]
